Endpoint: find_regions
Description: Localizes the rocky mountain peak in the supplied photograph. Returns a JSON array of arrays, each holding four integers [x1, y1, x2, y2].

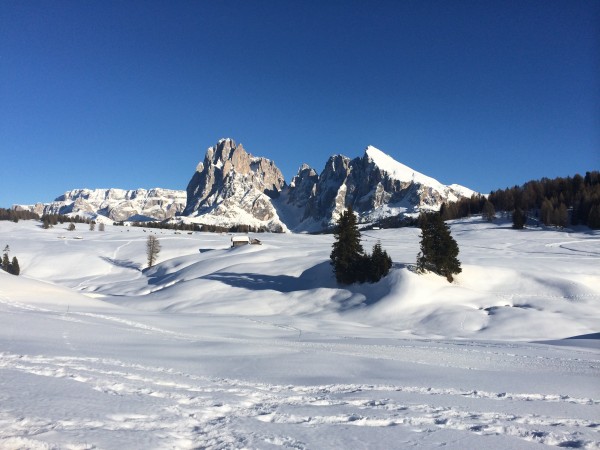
[[15, 139, 476, 233], [182, 139, 287, 231], [282, 146, 476, 231]]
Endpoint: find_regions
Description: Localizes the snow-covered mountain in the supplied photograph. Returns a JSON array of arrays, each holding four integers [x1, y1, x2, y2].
[[181, 139, 476, 231], [182, 138, 288, 232], [281, 145, 476, 231], [13, 139, 477, 230], [14, 188, 187, 222]]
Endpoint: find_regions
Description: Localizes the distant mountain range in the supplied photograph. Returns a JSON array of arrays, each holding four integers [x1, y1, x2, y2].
[[14, 188, 187, 223], [13, 138, 476, 232]]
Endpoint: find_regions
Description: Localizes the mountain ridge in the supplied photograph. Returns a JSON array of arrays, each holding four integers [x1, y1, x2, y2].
[[13, 188, 187, 223], [13, 139, 476, 231]]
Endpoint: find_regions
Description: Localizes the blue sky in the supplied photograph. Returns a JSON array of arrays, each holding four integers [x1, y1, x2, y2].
[[1, 0, 598, 207]]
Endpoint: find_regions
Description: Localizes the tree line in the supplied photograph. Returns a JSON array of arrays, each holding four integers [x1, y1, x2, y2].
[[42, 213, 95, 229], [440, 171, 600, 229], [119, 221, 277, 233], [0, 208, 39, 222]]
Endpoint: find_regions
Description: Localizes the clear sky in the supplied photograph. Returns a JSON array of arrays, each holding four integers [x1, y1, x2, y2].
[[1, 0, 598, 207]]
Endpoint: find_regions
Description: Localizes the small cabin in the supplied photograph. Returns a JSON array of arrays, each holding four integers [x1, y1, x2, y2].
[[231, 236, 251, 247]]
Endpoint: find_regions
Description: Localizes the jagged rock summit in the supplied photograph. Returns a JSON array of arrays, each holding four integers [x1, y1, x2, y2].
[[281, 145, 476, 231], [182, 138, 288, 232], [182, 139, 475, 232], [13, 139, 476, 231]]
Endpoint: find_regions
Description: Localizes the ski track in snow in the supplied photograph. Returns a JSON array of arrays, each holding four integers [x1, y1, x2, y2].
[[1, 220, 599, 449], [1, 351, 599, 449], [0, 296, 599, 449]]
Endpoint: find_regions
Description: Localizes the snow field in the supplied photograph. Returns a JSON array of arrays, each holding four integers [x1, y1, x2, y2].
[[0, 218, 598, 448]]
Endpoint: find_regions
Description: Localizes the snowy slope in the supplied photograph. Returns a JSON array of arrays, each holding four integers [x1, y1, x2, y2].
[[0, 219, 599, 449], [366, 146, 477, 201], [366, 146, 449, 191]]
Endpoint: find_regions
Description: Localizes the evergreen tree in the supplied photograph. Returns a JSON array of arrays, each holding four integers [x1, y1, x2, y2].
[[540, 199, 553, 225], [588, 205, 600, 229], [557, 203, 569, 228], [416, 213, 462, 282], [330, 208, 394, 284], [482, 201, 496, 222], [369, 241, 392, 282], [2, 252, 9, 272], [330, 208, 363, 284], [146, 235, 161, 268], [9, 256, 19, 275], [98, 222, 105, 232], [68, 223, 76, 231], [89, 222, 96, 231], [512, 208, 526, 229]]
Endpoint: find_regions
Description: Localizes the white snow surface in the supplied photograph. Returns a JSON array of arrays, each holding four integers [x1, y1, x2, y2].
[[0, 219, 599, 449], [366, 146, 477, 198]]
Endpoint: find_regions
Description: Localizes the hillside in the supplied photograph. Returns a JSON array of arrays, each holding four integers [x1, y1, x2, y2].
[[0, 219, 598, 448]]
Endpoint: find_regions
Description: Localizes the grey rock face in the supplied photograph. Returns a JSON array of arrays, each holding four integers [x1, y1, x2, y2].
[[14, 140, 474, 232], [182, 139, 287, 231], [287, 164, 318, 209], [284, 148, 475, 230]]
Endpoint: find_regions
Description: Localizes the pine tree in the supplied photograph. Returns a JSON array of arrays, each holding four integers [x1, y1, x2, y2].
[[9, 256, 19, 275], [512, 208, 526, 229], [68, 222, 76, 231], [146, 235, 161, 268], [2, 252, 9, 272], [588, 205, 600, 229], [482, 201, 496, 222], [369, 241, 392, 282], [540, 199, 553, 226], [330, 208, 363, 284], [98, 222, 105, 232], [89, 222, 96, 231], [417, 213, 462, 282], [557, 203, 569, 228]]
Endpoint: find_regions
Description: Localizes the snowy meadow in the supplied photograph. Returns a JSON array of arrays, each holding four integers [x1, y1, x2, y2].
[[0, 219, 599, 449]]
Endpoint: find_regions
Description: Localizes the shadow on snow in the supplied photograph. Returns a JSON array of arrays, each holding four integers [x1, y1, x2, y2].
[[204, 261, 337, 293], [99, 256, 142, 271]]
